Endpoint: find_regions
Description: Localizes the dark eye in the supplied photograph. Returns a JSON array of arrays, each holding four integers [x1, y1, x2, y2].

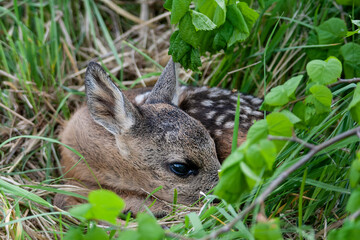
[[169, 163, 198, 178]]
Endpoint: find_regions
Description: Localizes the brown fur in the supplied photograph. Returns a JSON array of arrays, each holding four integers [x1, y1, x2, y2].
[[55, 60, 220, 216]]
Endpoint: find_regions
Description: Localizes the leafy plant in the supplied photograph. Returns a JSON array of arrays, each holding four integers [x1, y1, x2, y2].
[[164, 0, 259, 71]]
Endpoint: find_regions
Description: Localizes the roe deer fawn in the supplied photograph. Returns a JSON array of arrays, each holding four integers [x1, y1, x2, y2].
[[55, 58, 263, 217]]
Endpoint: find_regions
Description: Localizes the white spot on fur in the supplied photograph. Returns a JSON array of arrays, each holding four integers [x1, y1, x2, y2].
[[194, 86, 208, 93], [251, 98, 263, 105], [208, 91, 221, 98], [216, 115, 226, 126], [215, 129, 223, 136], [135, 92, 150, 104], [207, 111, 216, 119], [252, 111, 264, 117], [201, 100, 214, 107], [227, 110, 236, 115], [224, 121, 234, 128], [189, 108, 198, 114], [243, 106, 252, 114]]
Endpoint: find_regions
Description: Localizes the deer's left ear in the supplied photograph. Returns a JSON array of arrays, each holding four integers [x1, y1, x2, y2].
[[146, 58, 178, 104], [85, 62, 140, 135]]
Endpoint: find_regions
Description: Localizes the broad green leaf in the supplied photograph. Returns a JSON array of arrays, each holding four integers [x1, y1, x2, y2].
[[64, 228, 84, 240], [348, 83, 360, 123], [117, 230, 140, 240], [84, 227, 108, 240], [69, 203, 92, 220], [191, 10, 217, 31], [196, 0, 226, 26], [283, 75, 303, 98], [280, 110, 302, 124], [213, 20, 233, 50], [170, 0, 191, 24], [240, 161, 261, 188], [220, 149, 245, 172], [309, 84, 332, 107], [266, 113, 293, 137], [179, 12, 200, 48], [258, 139, 277, 170], [315, 18, 347, 44], [246, 120, 268, 145], [264, 86, 288, 106], [340, 43, 360, 79], [169, 30, 192, 61], [346, 188, 360, 213], [163, 0, 172, 11], [264, 75, 302, 107], [251, 219, 283, 240], [226, 4, 249, 32], [305, 95, 331, 114], [237, 2, 259, 30], [266, 113, 293, 151], [88, 190, 125, 224], [350, 152, 360, 188], [214, 163, 248, 203], [245, 140, 276, 171], [306, 56, 342, 84], [137, 214, 164, 240]]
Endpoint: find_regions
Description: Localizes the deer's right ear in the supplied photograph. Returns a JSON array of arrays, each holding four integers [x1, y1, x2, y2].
[[85, 62, 139, 135]]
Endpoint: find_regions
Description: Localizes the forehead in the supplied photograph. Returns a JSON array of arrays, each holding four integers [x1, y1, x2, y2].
[[135, 103, 216, 149]]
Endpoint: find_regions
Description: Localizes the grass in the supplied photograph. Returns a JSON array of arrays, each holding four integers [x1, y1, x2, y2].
[[0, 0, 360, 239]]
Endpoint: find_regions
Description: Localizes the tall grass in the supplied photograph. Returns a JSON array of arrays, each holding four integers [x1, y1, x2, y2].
[[0, 0, 359, 239]]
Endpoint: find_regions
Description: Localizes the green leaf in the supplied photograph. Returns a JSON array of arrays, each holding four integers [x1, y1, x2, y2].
[[213, 20, 234, 50], [214, 163, 248, 203], [315, 18, 347, 44], [237, 2, 259, 30], [88, 190, 125, 224], [226, 4, 249, 33], [118, 230, 140, 240], [350, 152, 360, 188], [264, 75, 302, 107], [170, 0, 191, 24], [245, 140, 276, 171], [137, 214, 165, 240], [251, 219, 283, 240], [266, 113, 293, 152], [179, 12, 200, 48], [280, 110, 302, 124], [69, 203, 92, 220], [163, 0, 172, 11], [266, 113, 293, 137], [191, 10, 217, 31], [264, 86, 288, 106], [306, 56, 342, 84], [346, 188, 360, 214], [340, 43, 360, 79], [246, 120, 268, 145], [309, 84, 332, 107], [169, 30, 192, 61], [328, 220, 360, 240], [349, 83, 360, 123], [84, 227, 108, 240], [305, 95, 331, 114], [64, 228, 84, 240], [196, 0, 226, 27], [283, 75, 303, 98]]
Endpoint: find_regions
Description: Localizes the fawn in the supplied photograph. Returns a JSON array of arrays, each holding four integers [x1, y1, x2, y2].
[[55, 58, 263, 216]]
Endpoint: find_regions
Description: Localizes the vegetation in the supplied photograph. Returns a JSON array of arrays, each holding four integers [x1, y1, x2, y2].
[[0, 0, 360, 239]]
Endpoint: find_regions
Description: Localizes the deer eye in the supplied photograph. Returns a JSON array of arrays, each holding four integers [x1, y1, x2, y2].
[[169, 163, 198, 178]]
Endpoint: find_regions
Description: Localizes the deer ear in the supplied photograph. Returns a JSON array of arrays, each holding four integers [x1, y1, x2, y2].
[[85, 62, 139, 135], [145, 58, 178, 104]]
